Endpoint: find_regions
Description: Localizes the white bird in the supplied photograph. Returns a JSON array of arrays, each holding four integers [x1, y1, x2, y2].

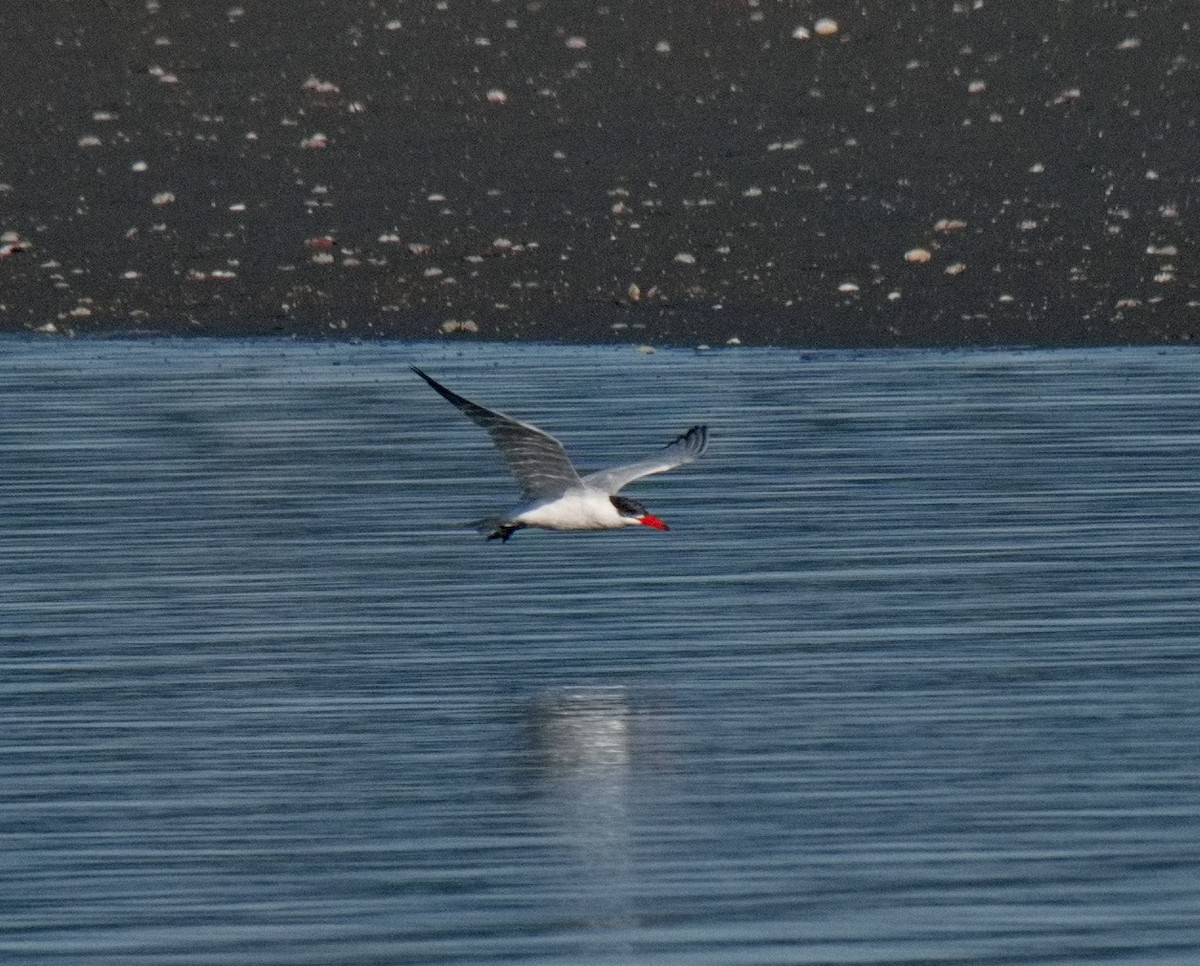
[[413, 367, 708, 541]]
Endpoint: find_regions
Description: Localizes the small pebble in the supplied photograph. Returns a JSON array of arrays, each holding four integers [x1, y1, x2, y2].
[[934, 218, 967, 232], [440, 319, 479, 334], [904, 247, 932, 264], [813, 18, 839, 37], [0, 235, 29, 259], [302, 76, 340, 95]]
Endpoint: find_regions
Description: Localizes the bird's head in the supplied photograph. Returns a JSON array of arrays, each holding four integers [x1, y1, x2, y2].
[[610, 495, 669, 531]]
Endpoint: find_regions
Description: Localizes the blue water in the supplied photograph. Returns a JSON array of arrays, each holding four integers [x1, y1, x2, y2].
[[2, 338, 1198, 964]]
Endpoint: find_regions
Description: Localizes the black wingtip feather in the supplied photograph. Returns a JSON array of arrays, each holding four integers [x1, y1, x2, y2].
[[412, 366, 472, 411]]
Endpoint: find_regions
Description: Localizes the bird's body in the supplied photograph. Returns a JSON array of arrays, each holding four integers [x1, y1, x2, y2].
[[518, 490, 630, 531], [412, 367, 708, 540]]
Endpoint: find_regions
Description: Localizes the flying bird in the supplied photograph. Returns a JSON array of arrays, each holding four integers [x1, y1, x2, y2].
[[412, 367, 708, 541]]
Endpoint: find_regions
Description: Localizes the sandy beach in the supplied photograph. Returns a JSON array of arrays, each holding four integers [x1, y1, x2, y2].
[[2, 1, 1195, 346]]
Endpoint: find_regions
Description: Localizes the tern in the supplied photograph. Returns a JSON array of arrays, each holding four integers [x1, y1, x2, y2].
[[412, 367, 708, 541]]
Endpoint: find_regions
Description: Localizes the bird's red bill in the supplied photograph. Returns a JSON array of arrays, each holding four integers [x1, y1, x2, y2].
[[639, 514, 670, 531]]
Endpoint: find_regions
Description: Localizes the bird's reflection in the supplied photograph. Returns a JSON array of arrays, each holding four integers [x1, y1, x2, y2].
[[528, 686, 636, 775], [522, 686, 667, 946]]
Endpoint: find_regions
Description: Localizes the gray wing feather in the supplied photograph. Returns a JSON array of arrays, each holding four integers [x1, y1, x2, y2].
[[413, 368, 583, 499], [582, 425, 708, 495]]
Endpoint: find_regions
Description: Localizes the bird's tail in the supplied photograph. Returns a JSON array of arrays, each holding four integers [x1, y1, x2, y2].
[[468, 517, 525, 542]]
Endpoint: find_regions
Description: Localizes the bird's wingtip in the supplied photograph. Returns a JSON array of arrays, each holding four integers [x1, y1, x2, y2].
[[662, 424, 709, 457], [411, 366, 440, 388]]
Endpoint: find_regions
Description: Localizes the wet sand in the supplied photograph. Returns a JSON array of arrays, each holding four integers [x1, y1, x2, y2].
[[2, 1, 1196, 346]]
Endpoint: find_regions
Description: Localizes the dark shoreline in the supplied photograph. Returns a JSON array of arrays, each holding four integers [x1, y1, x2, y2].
[[3, 1, 1196, 347], [8, 307, 1196, 352]]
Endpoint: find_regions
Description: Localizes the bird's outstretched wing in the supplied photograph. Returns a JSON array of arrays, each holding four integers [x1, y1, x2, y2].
[[412, 367, 584, 500], [582, 425, 708, 495]]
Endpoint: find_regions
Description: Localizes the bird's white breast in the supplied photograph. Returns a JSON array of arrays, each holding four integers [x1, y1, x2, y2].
[[514, 490, 628, 531]]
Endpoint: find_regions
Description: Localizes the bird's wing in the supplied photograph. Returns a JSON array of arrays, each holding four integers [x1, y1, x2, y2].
[[412, 367, 584, 500], [582, 425, 708, 495]]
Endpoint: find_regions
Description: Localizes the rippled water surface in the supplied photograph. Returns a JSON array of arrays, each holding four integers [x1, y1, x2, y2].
[[2, 338, 1199, 964]]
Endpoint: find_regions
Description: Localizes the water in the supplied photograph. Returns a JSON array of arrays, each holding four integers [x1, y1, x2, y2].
[[2, 338, 1198, 964]]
